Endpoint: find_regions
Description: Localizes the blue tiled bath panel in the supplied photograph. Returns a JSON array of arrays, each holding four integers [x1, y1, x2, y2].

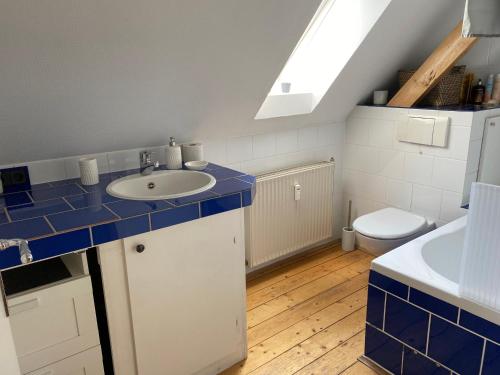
[[385, 294, 429, 352], [428, 316, 483, 375], [366, 285, 385, 329], [0, 163, 255, 269], [364, 324, 403, 374], [369, 270, 408, 299], [460, 310, 500, 343], [483, 341, 500, 375], [365, 270, 500, 375], [402, 347, 449, 375], [409, 288, 458, 322]]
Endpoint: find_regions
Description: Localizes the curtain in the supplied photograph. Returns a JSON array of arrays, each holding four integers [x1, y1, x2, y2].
[[459, 183, 500, 312]]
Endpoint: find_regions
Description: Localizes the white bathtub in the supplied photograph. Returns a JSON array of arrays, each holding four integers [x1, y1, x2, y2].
[[371, 215, 500, 325]]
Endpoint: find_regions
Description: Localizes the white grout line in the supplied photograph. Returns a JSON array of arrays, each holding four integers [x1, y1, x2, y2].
[[43, 216, 57, 233], [369, 282, 500, 345], [3, 208, 12, 223], [425, 315, 432, 355], [382, 292, 387, 331], [62, 196, 76, 210], [89, 226, 94, 245], [479, 339, 487, 375], [400, 349, 405, 375], [366, 322, 455, 374]]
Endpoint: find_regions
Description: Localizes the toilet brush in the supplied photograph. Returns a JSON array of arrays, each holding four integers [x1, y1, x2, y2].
[[342, 200, 355, 251]]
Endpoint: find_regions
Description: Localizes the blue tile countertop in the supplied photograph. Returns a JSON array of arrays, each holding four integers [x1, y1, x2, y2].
[[0, 163, 256, 270]]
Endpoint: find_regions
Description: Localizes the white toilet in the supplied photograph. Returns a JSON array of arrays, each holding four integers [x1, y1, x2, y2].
[[352, 207, 436, 256]]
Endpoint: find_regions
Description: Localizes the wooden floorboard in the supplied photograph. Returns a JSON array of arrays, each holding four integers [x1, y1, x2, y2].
[[220, 245, 376, 375]]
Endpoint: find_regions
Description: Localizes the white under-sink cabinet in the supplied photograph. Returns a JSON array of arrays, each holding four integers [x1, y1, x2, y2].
[[99, 208, 247, 375]]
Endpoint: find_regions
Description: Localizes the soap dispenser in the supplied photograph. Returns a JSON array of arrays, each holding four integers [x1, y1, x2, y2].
[[165, 137, 182, 170]]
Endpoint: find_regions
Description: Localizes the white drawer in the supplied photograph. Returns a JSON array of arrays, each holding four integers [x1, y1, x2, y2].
[[7, 276, 100, 374], [26, 346, 104, 375]]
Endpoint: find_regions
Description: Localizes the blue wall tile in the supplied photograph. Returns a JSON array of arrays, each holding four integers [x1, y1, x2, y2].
[[106, 200, 172, 218], [366, 285, 385, 329], [66, 192, 121, 209], [410, 288, 458, 322], [8, 198, 72, 221], [369, 270, 409, 299], [0, 192, 32, 208], [0, 217, 53, 239], [151, 204, 199, 230], [385, 295, 429, 352], [29, 184, 85, 201], [200, 193, 241, 217], [460, 310, 500, 344], [428, 316, 484, 375], [483, 341, 500, 375], [92, 215, 150, 245], [167, 191, 218, 206], [365, 324, 403, 374], [47, 206, 118, 231], [402, 347, 450, 375]]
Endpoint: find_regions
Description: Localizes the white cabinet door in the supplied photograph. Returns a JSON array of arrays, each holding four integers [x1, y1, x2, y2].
[[0, 301, 21, 375], [123, 209, 246, 375]]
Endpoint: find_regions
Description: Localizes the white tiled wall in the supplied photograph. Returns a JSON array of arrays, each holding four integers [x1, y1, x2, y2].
[[343, 106, 485, 227]]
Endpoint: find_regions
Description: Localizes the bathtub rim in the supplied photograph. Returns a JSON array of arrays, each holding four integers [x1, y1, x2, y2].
[[370, 215, 500, 326]]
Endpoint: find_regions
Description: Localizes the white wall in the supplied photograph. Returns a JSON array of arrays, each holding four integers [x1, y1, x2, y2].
[[343, 106, 482, 227], [0, 0, 477, 166]]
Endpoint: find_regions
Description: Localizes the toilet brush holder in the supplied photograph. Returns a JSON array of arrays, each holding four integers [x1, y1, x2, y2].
[[342, 227, 355, 252]]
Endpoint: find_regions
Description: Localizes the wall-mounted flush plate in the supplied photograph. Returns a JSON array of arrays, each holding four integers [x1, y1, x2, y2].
[[0, 166, 31, 193], [397, 116, 449, 147]]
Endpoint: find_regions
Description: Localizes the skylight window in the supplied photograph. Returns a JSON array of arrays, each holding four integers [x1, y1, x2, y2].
[[255, 0, 391, 119]]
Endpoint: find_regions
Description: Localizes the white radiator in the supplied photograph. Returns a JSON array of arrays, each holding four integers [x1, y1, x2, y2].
[[245, 162, 335, 268]]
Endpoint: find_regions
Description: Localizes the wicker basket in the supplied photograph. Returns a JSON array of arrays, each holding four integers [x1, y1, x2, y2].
[[398, 65, 466, 106]]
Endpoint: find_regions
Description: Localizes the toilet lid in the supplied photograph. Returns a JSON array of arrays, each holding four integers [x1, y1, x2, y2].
[[353, 208, 427, 240]]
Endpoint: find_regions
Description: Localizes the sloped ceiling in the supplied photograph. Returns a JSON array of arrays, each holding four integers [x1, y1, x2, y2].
[[0, 0, 321, 163], [0, 0, 464, 164]]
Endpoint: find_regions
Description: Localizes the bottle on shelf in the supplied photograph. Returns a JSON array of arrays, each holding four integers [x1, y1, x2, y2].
[[483, 74, 494, 103], [471, 79, 485, 105]]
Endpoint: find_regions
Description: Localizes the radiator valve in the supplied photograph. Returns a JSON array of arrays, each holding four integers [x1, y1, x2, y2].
[[294, 184, 302, 201]]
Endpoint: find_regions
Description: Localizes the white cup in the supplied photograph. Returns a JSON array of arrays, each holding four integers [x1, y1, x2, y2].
[[373, 90, 389, 105], [79, 158, 99, 186], [281, 82, 292, 94]]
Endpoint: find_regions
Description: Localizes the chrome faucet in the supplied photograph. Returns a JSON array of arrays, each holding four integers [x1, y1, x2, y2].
[[0, 239, 33, 264], [140, 151, 159, 176]]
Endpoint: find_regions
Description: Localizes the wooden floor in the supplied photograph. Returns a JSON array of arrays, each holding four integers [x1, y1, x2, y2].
[[220, 243, 378, 375]]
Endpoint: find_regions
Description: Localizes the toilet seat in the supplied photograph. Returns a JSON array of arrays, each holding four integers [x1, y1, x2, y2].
[[353, 207, 427, 240]]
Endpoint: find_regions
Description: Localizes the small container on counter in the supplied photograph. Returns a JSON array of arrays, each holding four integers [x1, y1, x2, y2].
[[165, 137, 182, 170]]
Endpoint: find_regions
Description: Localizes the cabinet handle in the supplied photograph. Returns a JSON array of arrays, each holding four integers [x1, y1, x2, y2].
[[136, 244, 146, 253]]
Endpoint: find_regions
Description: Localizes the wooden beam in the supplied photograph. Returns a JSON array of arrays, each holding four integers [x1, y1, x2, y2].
[[388, 21, 478, 108]]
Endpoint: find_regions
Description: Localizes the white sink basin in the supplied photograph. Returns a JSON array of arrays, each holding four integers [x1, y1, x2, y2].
[[106, 170, 216, 201]]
